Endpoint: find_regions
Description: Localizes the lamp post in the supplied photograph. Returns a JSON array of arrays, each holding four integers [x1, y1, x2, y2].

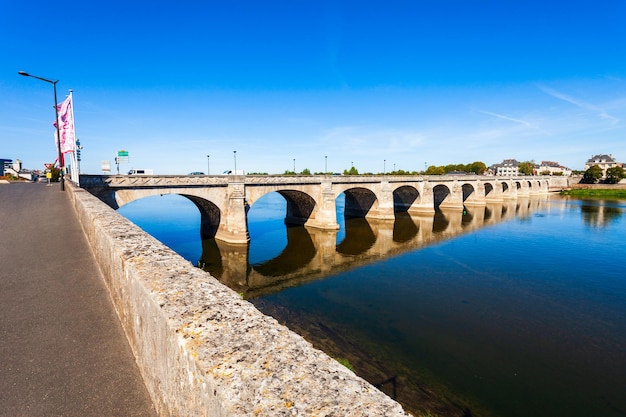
[[384, 159, 386, 175], [325, 155, 328, 174], [293, 158, 296, 173], [207, 154, 210, 175], [18, 71, 64, 191], [233, 151, 237, 174]]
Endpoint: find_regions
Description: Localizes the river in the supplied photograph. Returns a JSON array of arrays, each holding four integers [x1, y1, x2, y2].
[[118, 192, 626, 417]]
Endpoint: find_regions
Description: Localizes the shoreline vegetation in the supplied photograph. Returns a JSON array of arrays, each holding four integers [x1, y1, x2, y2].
[[560, 187, 626, 199]]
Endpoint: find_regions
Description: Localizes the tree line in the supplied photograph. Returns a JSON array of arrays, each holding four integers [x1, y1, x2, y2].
[[582, 165, 625, 184]]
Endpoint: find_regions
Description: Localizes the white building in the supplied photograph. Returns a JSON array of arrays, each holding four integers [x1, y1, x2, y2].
[[584, 154, 622, 178], [490, 159, 520, 176], [537, 161, 572, 176]]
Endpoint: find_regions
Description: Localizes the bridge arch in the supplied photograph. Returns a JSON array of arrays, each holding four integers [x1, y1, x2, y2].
[[461, 183, 478, 205], [276, 190, 317, 226], [392, 185, 420, 212], [484, 182, 495, 198], [342, 187, 379, 218], [433, 184, 452, 209], [115, 192, 224, 241], [183, 195, 221, 240]]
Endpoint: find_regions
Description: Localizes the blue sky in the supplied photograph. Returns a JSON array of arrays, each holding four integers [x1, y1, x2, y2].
[[2, 0, 625, 174]]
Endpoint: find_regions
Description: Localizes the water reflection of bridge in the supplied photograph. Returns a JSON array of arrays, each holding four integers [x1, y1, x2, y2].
[[203, 197, 550, 298]]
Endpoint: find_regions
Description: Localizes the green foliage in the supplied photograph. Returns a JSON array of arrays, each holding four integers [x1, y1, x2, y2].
[[425, 165, 445, 175], [381, 169, 420, 175], [334, 357, 355, 372], [560, 189, 626, 199], [583, 165, 603, 183], [47, 167, 61, 182], [517, 161, 535, 175], [300, 168, 311, 175], [424, 161, 486, 175], [605, 166, 625, 184], [343, 166, 359, 175], [283, 170, 296, 175], [466, 161, 487, 174]]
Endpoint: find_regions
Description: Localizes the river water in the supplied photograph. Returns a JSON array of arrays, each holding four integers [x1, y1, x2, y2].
[[118, 193, 626, 417]]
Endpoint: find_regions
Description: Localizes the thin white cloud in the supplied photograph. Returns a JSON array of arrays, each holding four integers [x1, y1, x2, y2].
[[477, 110, 532, 128], [476, 109, 549, 135], [538, 85, 619, 125]]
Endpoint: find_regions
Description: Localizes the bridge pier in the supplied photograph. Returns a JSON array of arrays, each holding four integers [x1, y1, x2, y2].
[[216, 180, 250, 244], [304, 179, 340, 230], [464, 181, 487, 207], [365, 180, 396, 220], [437, 181, 464, 210]]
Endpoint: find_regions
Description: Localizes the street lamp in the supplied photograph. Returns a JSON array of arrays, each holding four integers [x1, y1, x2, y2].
[[206, 154, 210, 175], [384, 159, 386, 175], [293, 158, 296, 173], [325, 155, 328, 174], [18, 70, 64, 191], [233, 150, 237, 174]]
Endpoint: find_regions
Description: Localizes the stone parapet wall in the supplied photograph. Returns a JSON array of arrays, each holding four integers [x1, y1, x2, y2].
[[66, 183, 410, 417]]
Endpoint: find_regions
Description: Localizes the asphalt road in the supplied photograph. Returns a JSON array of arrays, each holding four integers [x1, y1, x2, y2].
[[0, 182, 157, 417]]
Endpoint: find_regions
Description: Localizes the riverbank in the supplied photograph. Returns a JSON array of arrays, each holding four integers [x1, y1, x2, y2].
[[252, 299, 484, 417], [560, 184, 626, 198]]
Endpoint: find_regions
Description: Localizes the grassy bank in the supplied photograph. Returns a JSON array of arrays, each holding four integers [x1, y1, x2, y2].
[[560, 188, 626, 198]]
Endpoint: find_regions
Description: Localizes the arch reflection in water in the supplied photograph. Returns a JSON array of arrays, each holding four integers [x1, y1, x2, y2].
[[336, 218, 377, 255], [199, 197, 549, 298]]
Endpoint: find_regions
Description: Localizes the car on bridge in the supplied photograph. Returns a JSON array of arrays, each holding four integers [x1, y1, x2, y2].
[[128, 169, 154, 175]]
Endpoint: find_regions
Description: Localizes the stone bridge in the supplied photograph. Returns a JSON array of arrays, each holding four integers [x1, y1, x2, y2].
[[80, 174, 552, 244]]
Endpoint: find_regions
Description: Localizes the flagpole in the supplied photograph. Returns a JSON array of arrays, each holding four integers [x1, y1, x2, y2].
[[52, 79, 64, 190]]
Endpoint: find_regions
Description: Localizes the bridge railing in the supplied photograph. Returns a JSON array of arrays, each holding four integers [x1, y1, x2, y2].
[[65, 181, 410, 417]]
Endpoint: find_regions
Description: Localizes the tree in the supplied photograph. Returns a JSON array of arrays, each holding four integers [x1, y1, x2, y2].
[[518, 161, 535, 176], [425, 165, 445, 175], [48, 167, 61, 182], [583, 165, 603, 183], [343, 166, 359, 176], [467, 161, 487, 175], [605, 166, 625, 184]]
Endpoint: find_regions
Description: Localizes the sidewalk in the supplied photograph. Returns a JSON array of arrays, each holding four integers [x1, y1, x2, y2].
[[0, 182, 157, 417]]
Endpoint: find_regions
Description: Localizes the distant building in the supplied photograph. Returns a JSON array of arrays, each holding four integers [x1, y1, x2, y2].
[[490, 159, 520, 176], [537, 161, 572, 176], [3, 159, 38, 181], [584, 154, 622, 178], [1, 158, 12, 176]]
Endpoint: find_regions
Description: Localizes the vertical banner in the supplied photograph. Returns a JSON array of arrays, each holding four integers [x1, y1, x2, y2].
[[54, 91, 79, 184]]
